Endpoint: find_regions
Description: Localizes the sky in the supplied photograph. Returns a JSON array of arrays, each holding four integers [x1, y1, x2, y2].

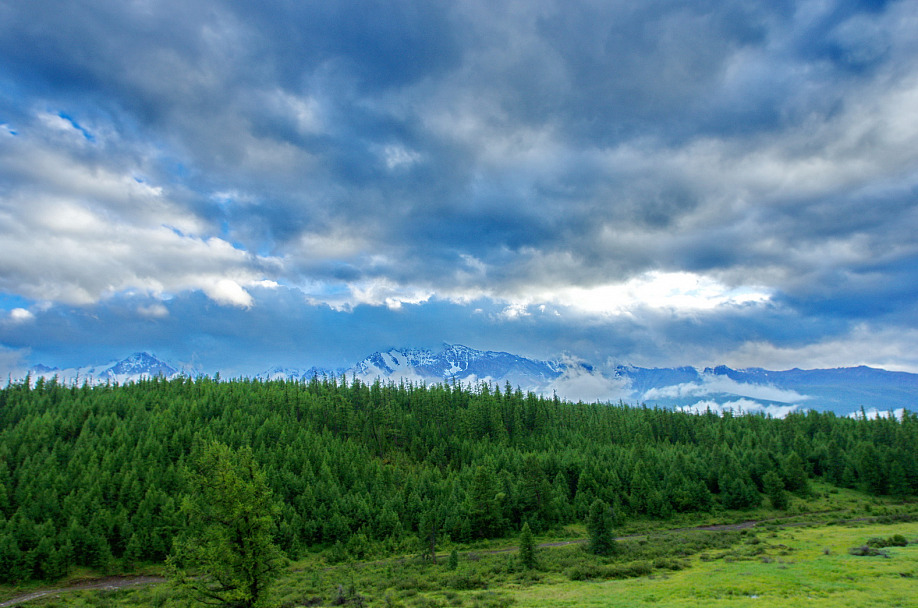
[[1, 0, 917, 377]]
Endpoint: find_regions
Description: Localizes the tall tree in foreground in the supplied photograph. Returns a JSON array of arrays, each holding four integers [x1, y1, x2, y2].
[[518, 522, 536, 569], [586, 499, 617, 556], [168, 442, 284, 608]]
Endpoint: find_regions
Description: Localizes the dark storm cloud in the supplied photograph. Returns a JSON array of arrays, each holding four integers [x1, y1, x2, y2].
[[1, 0, 917, 372]]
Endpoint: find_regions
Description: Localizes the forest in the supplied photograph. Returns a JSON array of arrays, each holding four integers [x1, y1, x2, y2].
[[0, 374, 916, 584]]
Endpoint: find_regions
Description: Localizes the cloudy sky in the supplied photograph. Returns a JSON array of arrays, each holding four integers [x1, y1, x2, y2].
[[1, 0, 917, 376]]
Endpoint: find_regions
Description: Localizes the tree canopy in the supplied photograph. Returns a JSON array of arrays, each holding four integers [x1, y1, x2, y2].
[[0, 375, 916, 582], [168, 441, 284, 608]]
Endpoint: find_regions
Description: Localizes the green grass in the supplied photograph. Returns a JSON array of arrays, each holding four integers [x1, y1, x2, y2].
[[3, 496, 917, 608], [511, 521, 918, 608]]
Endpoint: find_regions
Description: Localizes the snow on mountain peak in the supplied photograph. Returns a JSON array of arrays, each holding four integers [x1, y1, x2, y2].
[[28, 352, 180, 385], [19, 346, 918, 417]]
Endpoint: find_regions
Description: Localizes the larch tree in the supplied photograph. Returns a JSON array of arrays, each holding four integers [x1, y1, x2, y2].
[[518, 522, 536, 569], [168, 442, 284, 608], [586, 499, 617, 556]]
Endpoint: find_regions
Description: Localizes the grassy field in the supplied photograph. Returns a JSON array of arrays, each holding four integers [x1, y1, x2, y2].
[[2, 494, 916, 608], [511, 521, 918, 608]]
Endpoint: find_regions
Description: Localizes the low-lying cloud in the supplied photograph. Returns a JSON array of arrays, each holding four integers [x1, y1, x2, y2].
[[678, 399, 802, 419], [643, 375, 810, 404]]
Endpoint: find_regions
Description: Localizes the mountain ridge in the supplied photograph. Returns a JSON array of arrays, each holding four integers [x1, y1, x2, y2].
[[22, 345, 917, 417]]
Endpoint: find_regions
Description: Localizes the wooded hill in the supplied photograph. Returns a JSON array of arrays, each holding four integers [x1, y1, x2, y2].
[[0, 375, 916, 583]]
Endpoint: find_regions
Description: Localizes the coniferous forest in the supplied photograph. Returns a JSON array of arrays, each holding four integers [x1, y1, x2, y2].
[[0, 374, 916, 584]]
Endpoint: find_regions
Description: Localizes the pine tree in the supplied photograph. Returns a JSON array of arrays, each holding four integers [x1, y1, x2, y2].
[[763, 471, 789, 510], [887, 461, 909, 499], [518, 522, 536, 569], [586, 499, 616, 556]]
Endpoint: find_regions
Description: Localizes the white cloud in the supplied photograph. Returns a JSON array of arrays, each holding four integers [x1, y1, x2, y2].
[[538, 271, 771, 316], [449, 269, 771, 319], [722, 325, 918, 373], [678, 399, 801, 418], [495, 303, 531, 321], [383, 144, 422, 170], [0, 345, 29, 380], [203, 279, 254, 308], [848, 407, 907, 421], [304, 278, 433, 311], [258, 89, 324, 137], [643, 374, 809, 404], [36, 112, 90, 141], [137, 302, 169, 318], [0, 117, 281, 308], [549, 356, 632, 403], [294, 229, 372, 261], [8, 308, 34, 323]]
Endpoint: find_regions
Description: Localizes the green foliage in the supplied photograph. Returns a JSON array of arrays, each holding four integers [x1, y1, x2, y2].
[[167, 442, 284, 608], [848, 544, 889, 557], [586, 500, 616, 556], [865, 534, 908, 548], [763, 471, 789, 510], [0, 375, 916, 583], [518, 523, 536, 569]]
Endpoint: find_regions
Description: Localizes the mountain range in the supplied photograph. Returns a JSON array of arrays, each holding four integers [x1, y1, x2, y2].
[[22, 345, 917, 418]]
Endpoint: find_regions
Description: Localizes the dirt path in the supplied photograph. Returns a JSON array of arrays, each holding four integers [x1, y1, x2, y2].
[[0, 576, 165, 607]]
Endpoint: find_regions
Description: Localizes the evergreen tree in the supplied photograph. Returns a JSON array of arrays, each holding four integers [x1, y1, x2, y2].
[[887, 461, 909, 499], [518, 522, 536, 569], [763, 471, 789, 510], [1, 375, 917, 584], [586, 499, 616, 556], [782, 452, 810, 496], [168, 442, 284, 608]]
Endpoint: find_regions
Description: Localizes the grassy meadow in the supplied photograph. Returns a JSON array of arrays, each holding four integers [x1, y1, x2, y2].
[[4, 497, 915, 608]]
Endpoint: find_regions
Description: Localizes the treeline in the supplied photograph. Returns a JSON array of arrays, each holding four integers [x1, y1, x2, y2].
[[0, 375, 916, 582]]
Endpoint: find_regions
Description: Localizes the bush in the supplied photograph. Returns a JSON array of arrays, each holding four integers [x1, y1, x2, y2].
[[447, 572, 489, 590], [866, 535, 909, 548], [608, 561, 653, 579], [849, 545, 889, 557], [652, 557, 688, 571]]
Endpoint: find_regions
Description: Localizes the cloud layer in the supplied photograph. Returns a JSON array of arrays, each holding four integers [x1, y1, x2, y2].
[[1, 0, 917, 374]]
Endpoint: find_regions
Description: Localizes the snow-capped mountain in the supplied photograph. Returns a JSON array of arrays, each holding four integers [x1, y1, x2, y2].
[[267, 345, 917, 417], [20, 346, 918, 417], [27, 352, 181, 385], [348, 344, 564, 387], [253, 344, 569, 393]]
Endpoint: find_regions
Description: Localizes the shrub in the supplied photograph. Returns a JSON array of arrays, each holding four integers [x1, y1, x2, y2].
[[609, 561, 653, 579], [866, 535, 909, 548], [849, 545, 889, 557], [652, 557, 688, 571], [446, 572, 489, 590]]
